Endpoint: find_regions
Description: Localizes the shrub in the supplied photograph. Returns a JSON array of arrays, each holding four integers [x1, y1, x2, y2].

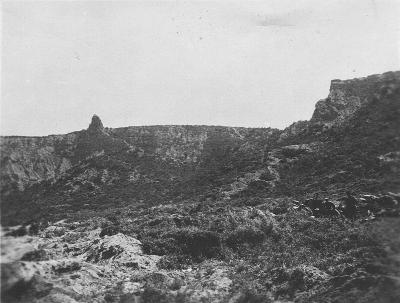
[[141, 286, 170, 303], [225, 226, 265, 248], [141, 236, 178, 256], [8, 226, 27, 237], [169, 227, 221, 259], [99, 225, 122, 237], [235, 289, 272, 303], [21, 249, 48, 261]]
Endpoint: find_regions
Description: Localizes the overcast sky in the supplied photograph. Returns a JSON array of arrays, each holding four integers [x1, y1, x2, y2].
[[1, 0, 399, 136]]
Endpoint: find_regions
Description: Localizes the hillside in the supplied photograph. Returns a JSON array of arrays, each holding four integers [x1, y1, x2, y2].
[[1, 71, 399, 222], [1, 70, 400, 303]]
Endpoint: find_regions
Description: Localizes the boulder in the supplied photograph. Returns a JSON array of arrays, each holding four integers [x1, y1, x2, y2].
[[1, 261, 39, 293], [1, 234, 40, 263], [43, 225, 67, 238], [80, 233, 160, 269]]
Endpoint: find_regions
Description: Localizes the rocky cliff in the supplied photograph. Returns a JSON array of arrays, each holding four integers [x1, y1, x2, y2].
[[311, 71, 400, 126], [0, 133, 78, 194]]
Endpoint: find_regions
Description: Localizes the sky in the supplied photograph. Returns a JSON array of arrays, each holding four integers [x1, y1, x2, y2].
[[1, 0, 399, 136]]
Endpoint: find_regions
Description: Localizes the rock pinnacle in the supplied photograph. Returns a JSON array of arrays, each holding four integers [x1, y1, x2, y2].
[[87, 114, 104, 133]]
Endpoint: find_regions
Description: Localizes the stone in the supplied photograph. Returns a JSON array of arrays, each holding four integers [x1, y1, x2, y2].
[[80, 233, 160, 270]]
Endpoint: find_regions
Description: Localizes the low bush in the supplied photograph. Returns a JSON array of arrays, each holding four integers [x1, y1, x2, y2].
[[141, 235, 178, 256], [141, 286, 170, 303], [157, 255, 193, 270], [235, 289, 271, 303], [225, 226, 265, 248], [99, 225, 122, 237], [141, 226, 221, 260], [167, 227, 221, 259]]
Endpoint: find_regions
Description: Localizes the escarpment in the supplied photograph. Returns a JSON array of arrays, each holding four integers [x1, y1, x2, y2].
[[0, 133, 79, 194], [1, 71, 399, 207], [311, 71, 400, 126]]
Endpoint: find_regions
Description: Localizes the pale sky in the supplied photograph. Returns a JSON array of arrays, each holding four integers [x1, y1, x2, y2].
[[1, 0, 399, 136]]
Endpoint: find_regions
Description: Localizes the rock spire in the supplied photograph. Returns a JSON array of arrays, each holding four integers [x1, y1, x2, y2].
[[87, 115, 104, 134]]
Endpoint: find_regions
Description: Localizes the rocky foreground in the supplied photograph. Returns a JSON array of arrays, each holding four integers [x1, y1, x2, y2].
[[2, 196, 400, 303], [1, 218, 244, 303]]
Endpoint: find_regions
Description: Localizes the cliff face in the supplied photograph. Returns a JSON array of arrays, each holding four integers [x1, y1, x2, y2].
[[0, 120, 278, 195], [310, 71, 400, 126], [0, 133, 78, 194], [276, 70, 400, 196]]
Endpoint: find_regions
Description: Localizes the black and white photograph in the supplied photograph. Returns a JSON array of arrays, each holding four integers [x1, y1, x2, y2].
[[1, 1, 400, 302]]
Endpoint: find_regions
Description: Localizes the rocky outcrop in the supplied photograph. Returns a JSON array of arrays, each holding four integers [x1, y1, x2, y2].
[[82, 233, 160, 269], [0, 219, 239, 303], [278, 120, 309, 143], [0, 220, 162, 303], [310, 71, 400, 127], [87, 114, 105, 135], [74, 115, 131, 161]]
